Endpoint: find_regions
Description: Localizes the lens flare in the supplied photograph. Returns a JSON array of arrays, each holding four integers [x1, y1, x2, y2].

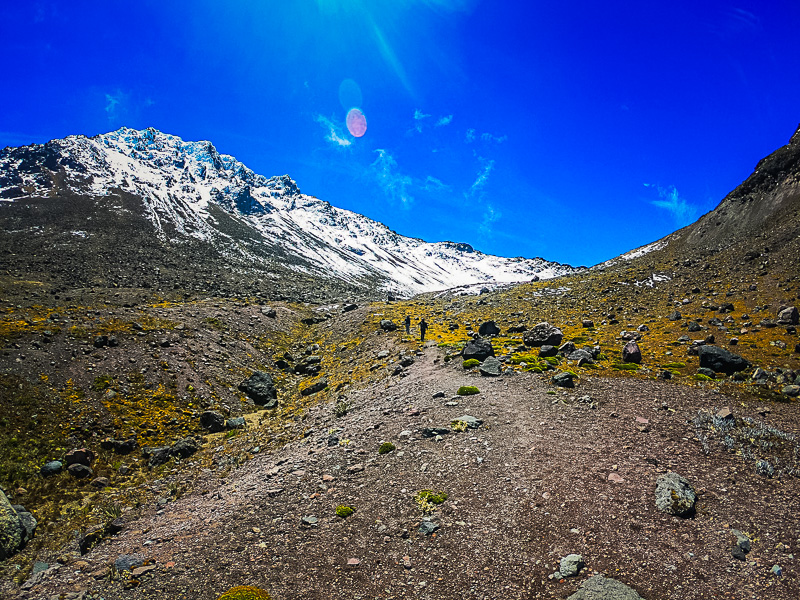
[[346, 108, 367, 137]]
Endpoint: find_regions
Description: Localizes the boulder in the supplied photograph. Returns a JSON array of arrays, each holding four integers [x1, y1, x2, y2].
[[380, 319, 398, 332], [558, 341, 577, 355], [622, 341, 642, 364], [566, 575, 644, 600], [462, 337, 495, 361], [568, 349, 594, 364], [523, 322, 563, 347], [301, 378, 328, 396], [538, 345, 557, 358], [655, 472, 696, 517], [170, 436, 200, 459], [552, 372, 575, 388], [687, 321, 701, 332], [478, 321, 501, 337], [668, 310, 682, 321], [65, 448, 94, 467], [238, 371, 278, 407], [777, 306, 799, 325], [67, 464, 94, 479], [697, 345, 749, 375], [143, 446, 172, 467], [40, 461, 63, 477], [0, 490, 24, 560], [582, 319, 594, 328], [200, 411, 226, 433], [478, 356, 502, 377]]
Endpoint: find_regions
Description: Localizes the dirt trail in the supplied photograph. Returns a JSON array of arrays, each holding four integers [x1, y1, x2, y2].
[[19, 344, 800, 600]]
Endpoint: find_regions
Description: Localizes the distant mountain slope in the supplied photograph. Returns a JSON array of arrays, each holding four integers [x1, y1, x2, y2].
[[0, 127, 581, 299]]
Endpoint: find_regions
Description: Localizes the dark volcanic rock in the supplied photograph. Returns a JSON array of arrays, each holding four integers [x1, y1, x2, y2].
[[777, 306, 799, 325], [40, 461, 63, 477], [523, 322, 563, 347], [552, 372, 575, 388], [200, 411, 226, 433], [65, 448, 94, 467], [301, 378, 328, 396], [477, 321, 501, 337], [67, 464, 94, 479], [238, 371, 278, 407], [463, 337, 495, 361], [538, 345, 557, 358], [622, 341, 642, 364], [697, 345, 750, 375], [170, 436, 200, 459]]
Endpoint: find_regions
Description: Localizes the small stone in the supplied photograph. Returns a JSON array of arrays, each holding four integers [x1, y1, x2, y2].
[[115, 554, 145, 572], [771, 564, 783, 577], [608, 473, 624, 484], [402, 555, 412, 569], [559, 554, 584, 578], [347, 463, 365, 474], [419, 520, 440, 535], [347, 557, 361, 566], [655, 472, 696, 517]]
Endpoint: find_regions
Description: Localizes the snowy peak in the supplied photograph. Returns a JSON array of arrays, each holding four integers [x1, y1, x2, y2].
[[0, 127, 583, 296]]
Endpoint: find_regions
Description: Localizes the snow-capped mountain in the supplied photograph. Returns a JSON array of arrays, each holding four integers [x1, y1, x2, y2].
[[0, 127, 582, 296]]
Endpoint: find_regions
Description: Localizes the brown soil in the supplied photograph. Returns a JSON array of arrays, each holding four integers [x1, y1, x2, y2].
[[15, 341, 800, 600]]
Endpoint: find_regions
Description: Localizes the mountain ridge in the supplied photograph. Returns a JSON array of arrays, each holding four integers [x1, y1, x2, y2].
[[0, 127, 583, 299]]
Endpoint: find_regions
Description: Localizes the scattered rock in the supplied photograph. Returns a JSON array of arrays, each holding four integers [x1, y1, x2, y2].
[[479, 356, 502, 377], [655, 472, 696, 517], [301, 378, 329, 396], [687, 321, 702, 332], [226, 416, 246, 429], [419, 520, 440, 535], [40, 461, 63, 477], [477, 321, 500, 337], [67, 464, 94, 479], [697, 345, 750, 375], [380, 319, 398, 332], [114, 554, 145, 572], [523, 322, 563, 347], [582, 319, 594, 328], [559, 554, 584, 578], [552, 372, 575, 388], [238, 371, 278, 407], [200, 410, 226, 433], [0, 491, 27, 560], [462, 337, 495, 361], [171, 436, 200, 459], [566, 575, 645, 600], [777, 306, 799, 325], [343, 303, 358, 312], [65, 448, 94, 467], [668, 310, 682, 321], [782, 385, 800, 397], [622, 341, 642, 364], [262, 306, 277, 318], [730, 529, 751, 560], [558, 341, 577, 355], [421, 427, 450, 438], [452, 415, 483, 429], [89, 477, 110, 489], [538, 345, 558, 358]]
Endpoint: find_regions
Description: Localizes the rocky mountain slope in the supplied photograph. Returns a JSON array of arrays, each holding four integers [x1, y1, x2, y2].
[[0, 124, 799, 600], [0, 128, 580, 301]]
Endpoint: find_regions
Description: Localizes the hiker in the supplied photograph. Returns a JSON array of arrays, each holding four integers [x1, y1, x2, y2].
[[404, 315, 411, 334], [419, 318, 428, 342]]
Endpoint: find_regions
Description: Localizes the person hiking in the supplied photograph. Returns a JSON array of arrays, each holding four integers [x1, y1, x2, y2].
[[404, 315, 411, 334], [419, 318, 428, 342]]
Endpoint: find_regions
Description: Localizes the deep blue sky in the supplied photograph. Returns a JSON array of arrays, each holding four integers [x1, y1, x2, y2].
[[2, 1, 799, 266]]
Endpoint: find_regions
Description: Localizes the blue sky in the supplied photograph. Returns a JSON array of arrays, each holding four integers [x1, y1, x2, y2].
[[2, 1, 799, 266]]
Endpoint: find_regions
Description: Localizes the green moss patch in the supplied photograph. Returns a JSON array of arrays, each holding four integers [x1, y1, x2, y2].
[[457, 386, 480, 396]]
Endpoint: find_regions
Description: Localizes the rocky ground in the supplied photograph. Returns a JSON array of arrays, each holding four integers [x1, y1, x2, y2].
[[6, 338, 800, 600]]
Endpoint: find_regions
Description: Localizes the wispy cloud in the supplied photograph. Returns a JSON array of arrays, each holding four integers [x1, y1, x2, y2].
[[315, 114, 352, 148], [435, 114, 453, 127], [466, 159, 495, 199], [412, 109, 431, 133], [478, 203, 501, 237], [104, 90, 128, 123], [371, 149, 413, 206], [644, 183, 698, 226], [424, 175, 450, 192], [465, 128, 476, 143], [480, 132, 508, 144]]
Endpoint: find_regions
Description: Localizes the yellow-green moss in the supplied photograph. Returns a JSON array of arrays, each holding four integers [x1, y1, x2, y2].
[[457, 386, 479, 396], [378, 442, 396, 454], [336, 505, 355, 518], [216, 586, 272, 600], [462, 358, 480, 369]]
